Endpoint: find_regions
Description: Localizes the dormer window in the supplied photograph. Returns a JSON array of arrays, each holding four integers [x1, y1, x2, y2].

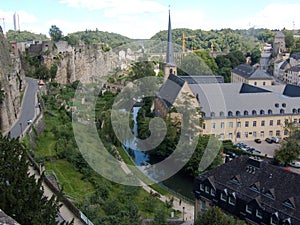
[[221, 189, 228, 202], [244, 110, 248, 116], [265, 189, 275, 199], [211, 112, 215, 117], [200, 183, 204, 191], [283, 198, 295, 209], [270, 212, 279, 225], [252, 110, 257, 115], [220, 111, 225, 117], [205, 185, 210, 194], [231, 175, 240, 184], [236, 111, 241, 116], [256, 209, 263, 219], [250, 183, 260, 193], [210, 188, 216, 196], [228, 111, 233, 117], [246, 204, 253, 214], [260, 110, 265, 115], [283, 218, 292, 225], [228, 192, 236, 206]]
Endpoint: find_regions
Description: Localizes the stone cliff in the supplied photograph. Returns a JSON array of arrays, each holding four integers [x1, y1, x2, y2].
[[40, 41, 119, 84], [0, 28, 25, 133]]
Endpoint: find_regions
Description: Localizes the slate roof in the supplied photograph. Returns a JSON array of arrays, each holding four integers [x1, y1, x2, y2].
[[291, 52, 300, 60], [287, 65, 300, 73], [194, 156, 300, 222], [156, 74, 185, 109], [188, 83, 300, 118], [280, 61, 289, 70], [232, 64, 273, 80], [178, 75, 224, 84], [275, 31, 285, 38]]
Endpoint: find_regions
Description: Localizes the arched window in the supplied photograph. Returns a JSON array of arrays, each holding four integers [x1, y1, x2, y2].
[[275, 103, 279, 108], [260, 110, 265, 115], [280, 109, 285, 114], [244, 110, 249, 116], [282, 103, 286, 108], [236, 111, 241, 116], [268, 109, 273, 115], [252, 110, 257, 115], [220, 111, 225, 117], [292, 108, 297, 114], [298, 108, 300, 114], [228, 111, 233, 117], [202, 112, 206, 117], [211, 112, 215, 117]]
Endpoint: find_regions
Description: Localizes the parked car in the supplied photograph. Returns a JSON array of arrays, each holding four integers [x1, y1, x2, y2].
[[254, 138, 262, 143], [253, 149, 261, 155], [289, 161, 300, 168], [271, 136, 280, 143], [265, 137, 273, 144]]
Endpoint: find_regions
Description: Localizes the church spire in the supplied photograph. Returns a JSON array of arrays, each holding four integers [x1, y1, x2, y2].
[[164, 8, 177, 79]]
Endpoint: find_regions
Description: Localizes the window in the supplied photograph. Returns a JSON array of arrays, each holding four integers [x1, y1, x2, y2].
[[228, 133, 233, 139], [245, 121, 249, 127], [275, 103, 279, 108], [280, 109, 285, 114], [202, 112, 206, 117], [244, 110, 249, 116], [261, 120, 265, 126], [246, 205, 253, 214], [260, 131, 264, 137], [220, 122, 225, 129], [269, 131, 273, 136], [237, 122, 241, 128], [210, 188, 216, 196], [263, 81, 266, 85], [270, 120, 273, 126], [268, 109, 273, 115], [253, 131, 257, 137], [276, 130, 280, 136], [244, 132, 248, 138], [201, 201, 206, 212], [282, 103, 286, 108], [253, 121, 257, 127], [277, 120, 281, 125], [292, 108, 297, 114], [256, 209, 263, 219], [270, 212, 279, 225], [220, 133, 224, 140], [237, 132, 241, 138], [229, 122, 233, 128], [221, 193, 227, 201], [220, 111, 224, 117], [236, 111, 241, 116], [284, 129, 288, 135], [211, 112, 215, 117], [228, 194, 236, 206], [228, 111, 233, 117], [212, 123, 216, 129], [200, 184, 204, 191], [260, 110, 265, 115], [202, 123, 206, 129], [252, 110, 257, 115], [205, 186, 210, 194]]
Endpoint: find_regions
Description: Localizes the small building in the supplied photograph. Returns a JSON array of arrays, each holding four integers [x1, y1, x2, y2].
[[231, 64, 274, 86], [273, 60, 290, 81], [193, 155, 300, 224], [273, 31, 286, 56], [285, 65, 300, 85], [290, 52, 300, 67]]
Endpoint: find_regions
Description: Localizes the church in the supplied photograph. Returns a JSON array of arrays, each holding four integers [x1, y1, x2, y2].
[[154, 11, 300, 143]]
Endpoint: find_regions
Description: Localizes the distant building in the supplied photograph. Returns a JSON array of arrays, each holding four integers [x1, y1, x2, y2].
[[273, 60, 290, 81], [13, 12, 20, 31], [273, 31, 286, 56], [231, 64, 274, 86], [290, 52, 300, 67], [285, 65, 300, 85], [193, 155, 300, 224]]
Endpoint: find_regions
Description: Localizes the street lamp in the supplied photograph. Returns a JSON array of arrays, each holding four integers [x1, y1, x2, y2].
[[182, 206, 185, 221], [19, 122, 23, 137]]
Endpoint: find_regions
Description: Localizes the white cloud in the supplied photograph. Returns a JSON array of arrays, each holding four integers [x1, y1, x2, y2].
[[232, 3, 300, 30]]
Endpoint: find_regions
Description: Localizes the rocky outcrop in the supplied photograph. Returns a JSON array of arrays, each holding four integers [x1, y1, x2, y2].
[[0, 28, 25, 133], [42, 41, 119, 84]]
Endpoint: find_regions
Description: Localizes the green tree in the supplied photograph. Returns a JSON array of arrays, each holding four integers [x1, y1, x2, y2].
[[152, 209, 168, 225], [195, 207, 245, 225], [283, 29, 295, 49], [0, 135, 62, 225], [49, 25, 63, 42]]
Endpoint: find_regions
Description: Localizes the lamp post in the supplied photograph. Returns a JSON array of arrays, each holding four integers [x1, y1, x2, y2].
[[182, 206, 185, 221], [19, 122, 23, 137]]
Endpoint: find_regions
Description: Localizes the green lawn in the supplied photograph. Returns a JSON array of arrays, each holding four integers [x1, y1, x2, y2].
[[44, 160, 95, 201]]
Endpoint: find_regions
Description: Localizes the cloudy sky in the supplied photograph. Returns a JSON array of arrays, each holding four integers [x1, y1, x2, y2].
[[1, 0, 300, 39]]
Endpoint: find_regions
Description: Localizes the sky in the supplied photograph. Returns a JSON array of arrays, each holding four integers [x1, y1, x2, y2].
[[1, 0, 300, 39]]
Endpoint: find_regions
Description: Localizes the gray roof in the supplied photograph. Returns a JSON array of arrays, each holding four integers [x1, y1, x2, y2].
[[232, 64, 273, 80], [156, 74, 185, 109], [280, 61, 289, 70], [287, 65, 300, 73], [275, 31, 285, 38], [0, 209, 20, 225], [178, 75, 224, 84], [188, 83, 300, 118], [291, 52, 300, 60], [194, 156, 300, 222]]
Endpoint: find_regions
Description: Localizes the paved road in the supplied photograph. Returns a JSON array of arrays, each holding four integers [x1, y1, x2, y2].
[[8, 77, 39, 138]]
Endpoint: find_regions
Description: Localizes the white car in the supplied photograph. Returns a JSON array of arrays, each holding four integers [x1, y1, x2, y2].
[[289, 161, 300, 168]]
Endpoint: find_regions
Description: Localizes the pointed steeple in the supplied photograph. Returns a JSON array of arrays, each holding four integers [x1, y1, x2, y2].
[[164, 9, 177, 79], [166, 9, 176, 67]]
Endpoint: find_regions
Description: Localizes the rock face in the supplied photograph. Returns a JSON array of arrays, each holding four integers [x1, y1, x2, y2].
[[41, 41, 119, 84], [0, 28, 25, 133]]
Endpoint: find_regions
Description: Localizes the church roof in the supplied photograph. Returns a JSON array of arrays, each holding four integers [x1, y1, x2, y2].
[[232, 64, 273, 80], [178, 75, 224, 84]]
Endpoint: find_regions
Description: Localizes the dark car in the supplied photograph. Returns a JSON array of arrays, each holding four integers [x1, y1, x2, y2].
[[254, 138, 261, 143], [265, 137, 273, 144]]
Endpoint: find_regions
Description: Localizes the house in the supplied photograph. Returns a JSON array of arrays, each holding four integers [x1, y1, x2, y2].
[[290, 52, 300, 67], [273, 60, 290, 81], [285, 65, 300, 85], [231, 64, 274, 86], [273, 31, 286, 56], [193, 155, 300, 224]]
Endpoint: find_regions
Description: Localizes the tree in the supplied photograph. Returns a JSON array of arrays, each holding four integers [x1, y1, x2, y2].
[[0, 134, 62, 225], [195, 207, 245, 225], [49, 25, 63, 42], [152, 209, 168, 225]]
